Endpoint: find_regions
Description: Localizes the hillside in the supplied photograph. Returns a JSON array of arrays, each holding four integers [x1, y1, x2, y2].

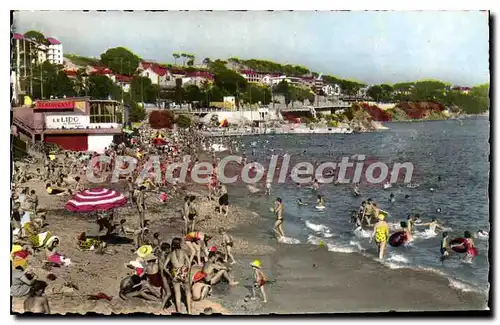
[[63, 54, 100, 67]]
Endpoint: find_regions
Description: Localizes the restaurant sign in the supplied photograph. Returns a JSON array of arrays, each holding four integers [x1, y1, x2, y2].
[[45, 115, 90, 129], [35, 100, 75, 110]]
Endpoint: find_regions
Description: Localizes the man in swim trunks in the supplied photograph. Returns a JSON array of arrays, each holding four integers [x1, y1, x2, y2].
[[407, 215, 415, 233], [440, 231, 450, 261], [273, 198, 285, 239], [23, 280, 50, 314], [162, 237, 192, 314], [371, 214, 389, 260], [188, 196, 198, 232], [202, 251, 239, 286], [363, 199, 376, 226], [219, 228, 236, 264], [217, 182, 229, 216], [119, 274, 159, 301]]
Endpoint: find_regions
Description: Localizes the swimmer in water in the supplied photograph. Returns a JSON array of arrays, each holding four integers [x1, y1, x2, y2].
[[407, 215, 415, 233], [405, 194, 410, 199], [440, 231, 450, 261], [388, 193, 395, 204], [419, 217, 443, 233], [316, 195, 325, 208], [350, 210, 361, 227], [436, 208, 442, 213], [414, 214, 422, 224], [353, 183, 360, 197], [312, 179, 319, 191], [297, 199, 307, 206], [476, 229, 489, 238], [400, 221, 412, 242]]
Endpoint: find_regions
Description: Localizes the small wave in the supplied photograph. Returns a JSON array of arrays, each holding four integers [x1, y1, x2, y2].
[[278, 236, 301, 244], [386, 253, 409, 264], [413, 229, 438, 240], [307, 235, 357, 253], [353, 227, 371, 238], [349, 240, 365, 251], [305, 221, 333, 237], [448, 278, 483, 293]]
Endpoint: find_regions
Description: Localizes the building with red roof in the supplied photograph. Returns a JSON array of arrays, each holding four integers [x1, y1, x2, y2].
[[138, 61, 172, 87], [183, 71, 215, 87]]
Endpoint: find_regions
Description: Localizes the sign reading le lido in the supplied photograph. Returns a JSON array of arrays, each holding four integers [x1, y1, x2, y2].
[[45, 115, 90, 129]]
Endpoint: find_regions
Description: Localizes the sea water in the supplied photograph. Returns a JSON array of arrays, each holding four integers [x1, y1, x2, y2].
[[231, 117, 490, 295]]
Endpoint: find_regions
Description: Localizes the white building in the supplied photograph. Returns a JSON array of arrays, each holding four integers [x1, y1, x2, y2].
[[46, 37, 63, 65], [182, 71, 214, 87], [322, 84, 341, 96]]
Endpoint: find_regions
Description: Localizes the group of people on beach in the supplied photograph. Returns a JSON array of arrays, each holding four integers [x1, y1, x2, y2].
[[11, 125, 274, 314]]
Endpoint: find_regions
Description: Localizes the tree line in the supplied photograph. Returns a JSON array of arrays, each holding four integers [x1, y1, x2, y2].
[[365, 80, 489, 114]]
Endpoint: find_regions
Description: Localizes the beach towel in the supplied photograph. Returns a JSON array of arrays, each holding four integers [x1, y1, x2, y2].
[[48, 253, 71, 266], [28, 231, 52, 248]]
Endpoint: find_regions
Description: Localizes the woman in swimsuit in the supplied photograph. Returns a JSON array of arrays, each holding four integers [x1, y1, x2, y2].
[[463, 230, 476, 262], [185, 232, 212, 265], [371, 214, 389, 260]]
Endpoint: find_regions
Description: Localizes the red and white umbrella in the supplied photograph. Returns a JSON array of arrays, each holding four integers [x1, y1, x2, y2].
[[65, 188, 128, 213]]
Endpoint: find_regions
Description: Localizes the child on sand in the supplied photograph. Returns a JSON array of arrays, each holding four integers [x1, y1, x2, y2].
[[251, 260, 268, 303]]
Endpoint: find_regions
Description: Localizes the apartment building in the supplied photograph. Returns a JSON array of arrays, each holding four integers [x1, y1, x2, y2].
[[11, 33, 64, 101], [46, 37, 64, 64]]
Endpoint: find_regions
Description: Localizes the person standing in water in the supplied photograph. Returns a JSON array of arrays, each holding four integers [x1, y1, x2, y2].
[[371, 214, 389, 260], [419, 218, 444, 233], [316, 195, 325, 208], [273, 198, 285, 239], [353, 183, 360, 197], [265, 180, 272, 196], [440, 232, 450, 261], [463, 230, 476, 262]]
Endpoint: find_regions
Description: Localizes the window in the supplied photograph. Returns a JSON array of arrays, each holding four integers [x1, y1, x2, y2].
[[90, 103, 113, 123]]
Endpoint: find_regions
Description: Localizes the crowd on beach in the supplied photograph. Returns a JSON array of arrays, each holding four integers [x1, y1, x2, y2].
[[10, 125, 269, 314]]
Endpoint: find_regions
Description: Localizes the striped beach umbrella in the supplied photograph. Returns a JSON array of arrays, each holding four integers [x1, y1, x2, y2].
[[65, 188, 128, 213]]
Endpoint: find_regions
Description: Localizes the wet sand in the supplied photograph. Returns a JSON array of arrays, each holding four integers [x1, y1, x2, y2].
[[217, 244, 488, 314]]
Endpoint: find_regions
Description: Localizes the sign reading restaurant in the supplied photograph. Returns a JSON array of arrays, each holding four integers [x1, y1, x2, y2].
[[45, 115, 90, 129]]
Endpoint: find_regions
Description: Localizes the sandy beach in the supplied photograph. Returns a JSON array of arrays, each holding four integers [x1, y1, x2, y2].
[[11, 141, 489, 315]]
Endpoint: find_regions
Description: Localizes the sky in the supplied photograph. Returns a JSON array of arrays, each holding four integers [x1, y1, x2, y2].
[[13, 11, 490, 86]]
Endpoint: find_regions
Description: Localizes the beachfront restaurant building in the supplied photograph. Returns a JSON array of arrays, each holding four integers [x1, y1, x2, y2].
[[13, 97, 125, 153]]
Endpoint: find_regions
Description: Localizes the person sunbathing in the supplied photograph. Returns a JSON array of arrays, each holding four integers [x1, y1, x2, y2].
[[119, 274, 160, 301], [45, 183, 65, 195], [202, 251, 238, 286], [23, 280, 50, 314]]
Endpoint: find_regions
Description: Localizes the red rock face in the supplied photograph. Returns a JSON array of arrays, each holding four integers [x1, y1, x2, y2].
[[361, 103, 393, 121], [397, 101, 445, 119]]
